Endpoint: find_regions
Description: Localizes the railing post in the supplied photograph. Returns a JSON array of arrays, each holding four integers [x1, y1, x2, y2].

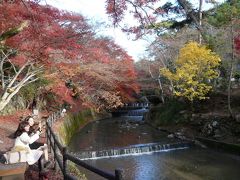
[[62, 147, 67, 179], [115, 169, 123, 180], [48, 125, 52, 153], [46, 110, 125, 180]]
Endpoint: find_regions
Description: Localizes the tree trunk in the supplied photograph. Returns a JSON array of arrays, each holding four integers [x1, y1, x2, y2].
[[177, 0, 206, 40], [148, 63, 165, 104], [228, 62, 233, 118], [198, 0, 203, 44], [158, 74, 165, 104], [152, 41, 175, 93], [227, 18, 235, 118], [0, 65, 40, 112], [0, 86, 23, 112], [0, 21, 29, 44]]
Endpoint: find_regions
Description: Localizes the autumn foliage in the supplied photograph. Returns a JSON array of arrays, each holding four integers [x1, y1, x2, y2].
[[0, 0, 139, 112], [160, 42, 221, 101], [235, 36, 240, 54]]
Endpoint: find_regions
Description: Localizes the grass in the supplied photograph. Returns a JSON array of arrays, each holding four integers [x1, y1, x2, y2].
[[56, 109, 94, 179], [67, 161, 87, 180], [59, 109, 93, 145]]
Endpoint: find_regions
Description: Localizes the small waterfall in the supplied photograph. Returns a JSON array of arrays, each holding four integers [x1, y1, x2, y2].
[[112, 104, 149, 119], [74, 142, 192, 160], [126, 108, 148, 116]]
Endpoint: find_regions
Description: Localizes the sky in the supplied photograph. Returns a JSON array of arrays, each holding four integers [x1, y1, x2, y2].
[[45, 0, 149, 61], [45, 0, 226, 61]]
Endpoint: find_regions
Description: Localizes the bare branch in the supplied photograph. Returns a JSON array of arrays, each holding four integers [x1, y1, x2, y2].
[[6, 62, 29, 89]]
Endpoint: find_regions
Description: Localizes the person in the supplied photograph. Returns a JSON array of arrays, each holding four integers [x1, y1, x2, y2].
[[24, 116, 41, 134], [31, 97, 39, 119], [22, 116, 44, 150], [13, 121, 49, 170], [61, 108, 67, 117]]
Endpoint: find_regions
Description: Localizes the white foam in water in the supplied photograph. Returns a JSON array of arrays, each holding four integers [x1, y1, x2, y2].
[[77, 147, 189, 160]]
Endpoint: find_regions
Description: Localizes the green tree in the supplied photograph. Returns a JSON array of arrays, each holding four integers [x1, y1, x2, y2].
[[207, 0, 240, 117]]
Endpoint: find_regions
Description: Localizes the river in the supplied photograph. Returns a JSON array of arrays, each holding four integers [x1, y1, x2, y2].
[[69, 117, 240, 180]]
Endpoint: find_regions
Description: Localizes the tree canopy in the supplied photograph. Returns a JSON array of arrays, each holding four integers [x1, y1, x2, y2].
[[160, 41, 221, 101], [0, 0, 139, 112]]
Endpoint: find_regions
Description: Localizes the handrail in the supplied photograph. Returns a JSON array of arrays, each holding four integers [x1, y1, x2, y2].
[[45, 110, 124, 180], [65, 153, 122, 180], [46, 122, 63, 152]]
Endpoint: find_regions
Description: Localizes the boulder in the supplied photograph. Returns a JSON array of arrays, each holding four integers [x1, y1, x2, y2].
[[236, 114, 240, 123], [212, 121, 218, 127], [167, 134, 174, 138]]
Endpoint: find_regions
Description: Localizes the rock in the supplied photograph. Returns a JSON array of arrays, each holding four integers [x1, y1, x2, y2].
[[214, 129, 221, 134], [212, 121, 218, 127], [0, 139, 3, 144], [167, 134, 174, 138], [213, 134, 222, 138], [236, 114, 240, 123], [191, 113, 198, 118], [202, 122, 214, 136], [179, 110, 187, 114], [194, 140, 207, 148], [177, 135, 187, 140], [176, 132, 183, 136], [180, 128, 186, 133], [213, 128, 223, 138]]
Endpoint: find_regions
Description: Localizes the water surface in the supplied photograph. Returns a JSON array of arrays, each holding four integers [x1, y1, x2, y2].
[[69, 117, 180, 151], [69, 117, 240, 180], [78, 147, 240, 180]]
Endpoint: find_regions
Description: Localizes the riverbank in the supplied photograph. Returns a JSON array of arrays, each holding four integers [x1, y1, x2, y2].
[[148, 111, 240, 145], [146, 93, 240, 148]]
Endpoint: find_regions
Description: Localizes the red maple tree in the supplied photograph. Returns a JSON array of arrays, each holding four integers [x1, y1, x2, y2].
[[0, 0, 139, 112]]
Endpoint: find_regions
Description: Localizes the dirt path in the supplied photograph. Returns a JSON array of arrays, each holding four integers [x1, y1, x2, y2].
[[0, 110, 30, 152]]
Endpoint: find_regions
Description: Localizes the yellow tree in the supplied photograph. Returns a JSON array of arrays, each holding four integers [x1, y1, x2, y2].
[[160, 42, 221, 102]]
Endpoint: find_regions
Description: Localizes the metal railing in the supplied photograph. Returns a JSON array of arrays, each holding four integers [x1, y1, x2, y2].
[[45, 110, 124, 180]]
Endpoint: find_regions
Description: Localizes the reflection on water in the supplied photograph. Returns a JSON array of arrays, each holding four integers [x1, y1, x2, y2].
[[69, 117, 240, 180], [78, 148, 240, 180], [69, 117, 180, 151]]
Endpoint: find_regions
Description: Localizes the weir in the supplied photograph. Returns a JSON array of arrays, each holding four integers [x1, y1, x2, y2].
[[73, 142, 192, 160], [111, 103, 149, 118], [69, 103, 240, 180]]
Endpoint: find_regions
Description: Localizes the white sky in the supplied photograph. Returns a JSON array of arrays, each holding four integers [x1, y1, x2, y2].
[[45, 0, 149, 61], [45, 0, 226, 61]]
